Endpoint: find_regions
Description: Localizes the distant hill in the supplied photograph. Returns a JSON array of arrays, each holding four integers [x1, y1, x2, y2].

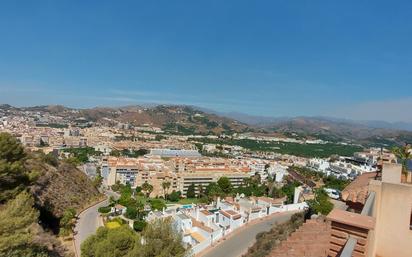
[[2, 103, 412, 146], [1, 104, 253, 135], [249, 116, 412, 146]]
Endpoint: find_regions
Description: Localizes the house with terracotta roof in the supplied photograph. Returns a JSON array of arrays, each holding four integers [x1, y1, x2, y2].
[[236, 198, 264, 221], [251, 196, 286, 215], [217, 209, 244, 234], [111, 204, 127, 215], [173, 209, 223, 254]]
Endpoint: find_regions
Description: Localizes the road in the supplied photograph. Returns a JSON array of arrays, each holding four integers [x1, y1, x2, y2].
[[74, 191, 119, 256], [200, 211, 298, 257]]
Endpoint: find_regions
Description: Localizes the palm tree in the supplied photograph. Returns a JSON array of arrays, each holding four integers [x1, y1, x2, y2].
[[197, 184, 204, 199], [392, 144, 411, 175], [162, 181, 171, 199], [142, 181, 154, 198]]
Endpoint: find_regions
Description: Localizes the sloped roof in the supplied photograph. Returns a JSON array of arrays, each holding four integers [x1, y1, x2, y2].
[[341, 172, 376, 205]]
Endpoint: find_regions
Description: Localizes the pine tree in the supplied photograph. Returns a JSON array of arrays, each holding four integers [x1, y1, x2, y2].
[[186, 183, 196, 198], [0, 191, 39, 254]]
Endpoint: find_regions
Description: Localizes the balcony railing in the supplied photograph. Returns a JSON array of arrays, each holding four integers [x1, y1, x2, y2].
[[328, 192, 375, 257]]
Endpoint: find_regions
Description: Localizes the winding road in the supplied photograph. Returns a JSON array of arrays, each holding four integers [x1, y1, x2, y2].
[[74, 191, 119, 256]]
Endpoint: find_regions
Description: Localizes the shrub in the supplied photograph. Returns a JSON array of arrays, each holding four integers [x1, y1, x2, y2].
[[243, 212, 304, 257], [133, 220, 147, 232], [149, 199, 166, 211], [125, 207, 138, 219], [98, 206, 111, 214], [43, 153, 59, 167], [105, 221, 121, 229], [167, 191, 181, 202]]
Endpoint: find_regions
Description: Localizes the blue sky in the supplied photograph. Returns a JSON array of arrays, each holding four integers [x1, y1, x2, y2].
[[0, 1, 411, 122]]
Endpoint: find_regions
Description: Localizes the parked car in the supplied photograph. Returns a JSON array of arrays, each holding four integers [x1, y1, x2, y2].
[[324, 188, 340, 200]]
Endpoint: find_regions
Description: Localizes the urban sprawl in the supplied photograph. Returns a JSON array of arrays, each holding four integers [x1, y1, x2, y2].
[[1, 106, 408, 256]]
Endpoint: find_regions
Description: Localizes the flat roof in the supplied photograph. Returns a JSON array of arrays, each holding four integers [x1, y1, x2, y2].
[[327, 209, 375, 230]]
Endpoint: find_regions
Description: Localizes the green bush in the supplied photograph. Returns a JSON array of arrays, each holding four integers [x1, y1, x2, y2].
[[307, 189, 334, 215], [167, 191, 181, 202], [98, 206, 111, 214], [133, 220, 147, 232], [149, 199, 166, 211], [125, 207, 138, 219], [186, 184, 196, 198]]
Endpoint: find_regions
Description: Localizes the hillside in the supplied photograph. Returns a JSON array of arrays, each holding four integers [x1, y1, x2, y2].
[[27, 153, 102, 230], [261, 117, 412, 146], [1, 104, 252, 135], [2, 103, 412, 146], [0, 132, 103, 256]]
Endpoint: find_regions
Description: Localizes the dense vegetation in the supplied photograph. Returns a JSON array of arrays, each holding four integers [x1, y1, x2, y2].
[[291, 166, 350, 191], [81, 218, 188, 257], [62, 147, 102, 164], [190, 137, 363, 158], [307, 189, 334, 215], [0, 132, 103, 256], [110, 148, 149, 158], [0, 133, 62, 256]]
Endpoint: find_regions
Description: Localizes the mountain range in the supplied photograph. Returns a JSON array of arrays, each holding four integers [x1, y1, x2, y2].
[[1, 103, 411, 146]]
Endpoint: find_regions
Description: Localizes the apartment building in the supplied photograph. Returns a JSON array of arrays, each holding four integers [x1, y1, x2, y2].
[[103, 156, 252, 197], [171, 157, 251, 195], [178, 170, 250, 196]]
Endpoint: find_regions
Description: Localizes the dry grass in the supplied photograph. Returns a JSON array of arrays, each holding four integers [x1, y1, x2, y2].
[[242, 213, 304, 257]]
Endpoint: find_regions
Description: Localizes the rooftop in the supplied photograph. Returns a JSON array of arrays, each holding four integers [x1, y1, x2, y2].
[[341, 172, 377, 205]]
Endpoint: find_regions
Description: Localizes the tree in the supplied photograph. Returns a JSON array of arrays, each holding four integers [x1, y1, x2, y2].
[[162, 181, 171, 199], [205, 182, 222, 199], [281, 181, 301, 204], [197, 184, 204, 199], [0, 132, 26, 162], [125, 206, 138, 220], [135, 218, 188, 257], [82, 218, 188, 257], [167, 190, 181, 202], [110, 149, 121, 157], [98, 206, 111, 214], [0, 191, 39, 254], [217, 176, 232, 194], [135, 201, 145, 220], [392, 144, 411, 175], [149, 199, 166, 211], [307, 189, 334, 215], [155, 135, 165, 141], [186, 183, 196, 198], [81, 225, 140, 257], [92, 167, 103, 189], [141, 181, 154, 198], [0, 133, 30, 202], [270, 187, 285, 199], [59, 208, 76, 237], [133, 220, 147, 232]]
